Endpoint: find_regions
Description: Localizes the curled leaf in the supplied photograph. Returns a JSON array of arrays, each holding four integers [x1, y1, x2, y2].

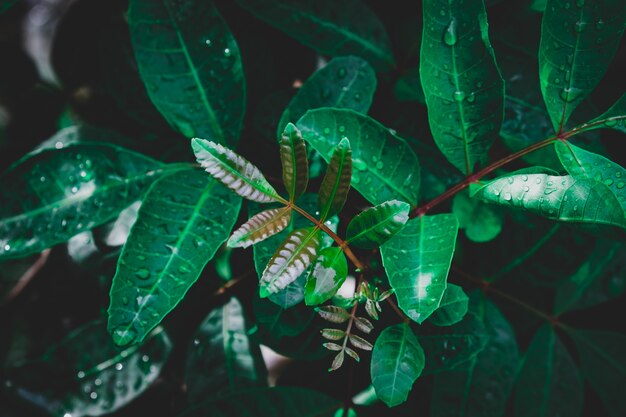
[[280, 123, 309, 201], [353, 317, 374, 334], [349, 334, 373, 351], [318, 138, 352, 220], [345, 347, 360, 362], [228, 207, 292, 248]]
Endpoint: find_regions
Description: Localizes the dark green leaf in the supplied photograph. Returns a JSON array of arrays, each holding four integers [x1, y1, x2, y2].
[[381, 214, 459, 323], [129, 0, 245, 145], [428, 284, 469, 326], [420, 0, 504, 174], [297, 108, 421, 206], [277, 56, 377, 136], [580, 93, 626, 134], [0, 0, 19, 14], [569, 329, 626, 417], [184, 298, 266, 402], [346, 200, 410, 249], [394, 67, 425, 103], [431, 297, 520, 417], [108, 169, 241, 346], [539, 0, 626, 131], [5, 321, 171, 417], [235, 0, 395, 71], [253, 292, 315, 338], [514, 324, 582, 417], [318, 138, 352, 220], [178, 387, 341, 416], [452, 190, 504, 242], [228, 207, 292, 249], [0, 143, 169, 260], [371, 323, 425, 407], [280, 123, 308, 202], [192, 138, 280, 203], [304, 246, 348, 306]]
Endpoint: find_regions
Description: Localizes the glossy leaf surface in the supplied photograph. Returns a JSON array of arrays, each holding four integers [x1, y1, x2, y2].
[[318, 138, 352, 220], [0, 143, 166, 260], [420, 0, 504, 174], [452, 190, 504, 243], [277, 56, 377, 136], [192, 138, 280, 203], [570, 330, 626, 417], [371, 324, 425, 407], [381, 214, 459, 323], [280, 123, 308, 201], [346, 200, 410, 249], [184, 298, 266, 402], [108, 169, 242, 346], [514, 324, 582, 417], [253, 292, 314, 338], [539, 0, 625, 131], [297, 108, 421, 206], [228, 207, 291, 249], [304, 246, 348, 306], [235, 0, 395, 71], [129, 0, 245, 145], [428, 284, 469, 326], [582, 93, 626, 134]]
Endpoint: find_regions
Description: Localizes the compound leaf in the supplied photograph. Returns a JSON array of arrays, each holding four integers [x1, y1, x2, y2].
[[346, 200, 410, 249], [280, 123, 308, 202], [228, 207, 292, 249], [304, 246, 348, 306], [452, 190, 504, 243], [428, 284, 469, 327], [318, 138, 352, 220]]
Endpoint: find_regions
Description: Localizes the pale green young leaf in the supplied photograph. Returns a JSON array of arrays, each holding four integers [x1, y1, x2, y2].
[[452, 190, 504, 243], [381, 214, 459, 324], [346, 200, 410, 249], [280, 123, 308, 202], [228, 207, 292, 249], [304, 247, 348, 306], [318, 138, 352, 221], [108, 169, 241, 346], [428, 284, 469, 326], [539, 0, 626, 131], [371, 324, 425, 407], [420, 0, 504, 174], [192, 138, 280, 203]]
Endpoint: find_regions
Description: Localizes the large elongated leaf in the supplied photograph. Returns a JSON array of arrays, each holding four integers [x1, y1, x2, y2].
[[259, 227, 322, 298], [420, 0, 504, 174], [280, 123, 308, 202], [346, 200, 410, 249], [431, 297, 520, 417], [381, 214, 459, 324], [235, 0, 395, 71], [474, 172, 626, 230], [228, 207, 291, 249], [569, 330, 626, 417], [253, 292, 315, 338], [4, 321, 171, 417], [184, 298, 267, 402], [304, 246, 348, 306], [428, 284, 468, 326], [539, 0, 626, 131], [318, 138, 352, 220], [178, 387, 341, 417], [297, 108, 421, 206], [514, 324, 582, 417], [192, 138, 280, 203], [108, 169, 242, 346], [0, 143, 169, 260], [371, 324, 425, 407], [129, 0, 245, 145]]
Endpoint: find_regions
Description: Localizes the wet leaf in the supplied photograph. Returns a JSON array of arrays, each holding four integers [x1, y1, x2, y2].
[[228, 207, 292, 249], [253, 293, 314, 338], [318, 138, 352, 220], [428, 284, 469, 326], [316, 305, 351, 323], [580, 93, 626, 134], [346, 200, 410, 249], [279, 123, 308, 202], [304, 246, 348, 306], [452, 190, 504, 242]]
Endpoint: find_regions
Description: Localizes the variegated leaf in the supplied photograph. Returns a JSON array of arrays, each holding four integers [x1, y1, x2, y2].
[[330, 351, 345, 371], [349, 334, 373, 351], [345, 347, 360, 362], [354, 317, 374, 334], [259, 227, 322, 297], [304, 246, 348, 306], [280, 123, 308, 202], [192, 138, 280, 202], [228, 207, 292, 248], [323, 342, 343, 351], [318, 138, 352, 221], [321, 328, 346, 341], [316, 305, 351, 323]]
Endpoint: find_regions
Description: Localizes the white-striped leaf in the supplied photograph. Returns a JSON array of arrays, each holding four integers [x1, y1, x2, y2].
[[228, 207, 292, 248], [280, 123, 308, 202]]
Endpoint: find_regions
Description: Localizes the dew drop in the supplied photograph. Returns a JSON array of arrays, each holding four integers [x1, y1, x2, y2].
[[39, 176, 46, 182], [77, 371, 86, 379], [616, 182, 625, 189], [466, 92, 475, 103], [338, 125, 346, 133], [323, 127, 331, 135], [94, 378, 102, 386], [3, 244, 10, 251], [507, 177, 514, 184], [375, 161, 384, 169], [453, 91, 465, 102], [204, 39, 212, 46], [337, 68, 347, 78], [443, 19, 458, 46], [193, 338, 201, 346], [503, 192, 512, 201], [604, 179, 614, 186], [574, 20, 587, 33], [523, 186, 530, 192], [142, 354, 150, 362], [596, 20, 605, 31], [353, 159, 367, 171], [223, 48, 231, 57], [115, 363, 124, 371], [90, 392, 98, 400], [135, 268, 150, 280]]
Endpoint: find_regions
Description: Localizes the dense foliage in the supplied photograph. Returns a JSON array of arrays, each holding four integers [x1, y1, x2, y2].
[[1, 0, 625, 416]]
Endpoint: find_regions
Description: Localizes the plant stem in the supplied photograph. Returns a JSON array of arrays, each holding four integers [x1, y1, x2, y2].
[[386, 297, 409, 323]]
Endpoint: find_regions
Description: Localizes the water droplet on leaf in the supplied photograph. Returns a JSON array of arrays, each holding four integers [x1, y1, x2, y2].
[[443, 19, 458, 46]]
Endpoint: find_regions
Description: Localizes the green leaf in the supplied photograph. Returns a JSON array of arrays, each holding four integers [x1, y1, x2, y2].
[[228, 207, 292, 249], [555, 141, 626, 211], [346, 200, 410, 249], [304, 246, 348, 306], [370, 323, 425, 407], [178, 386, 341, 417], [280, 123, 308, 202], [259, 227, 322, 298], [420, 0, 504, 174], [431, 296, 520, 417], [569, 329, 626, 417], [253, 292, 314, 338], [108, 169, 242, 346], [428, 284, 469, 326], [452, 190, 504, 242], [394, 67, 425, 103], [192, 138, 280, 203], [129, 0, 245, 145], [539, 0, 626, 131], [0, 143, 168, 260], [184, 298, 267, 402], [5, 321, 171, 417], [235, 0, 395, 71], [474, 172, 626, 230], [297, 108, 421, 206], [514, 324, 583, 417], [381, 214, 459, 324], [277, 56, 377, 137], [318, 138, 352, 221], [0, 0, 19, 14], [582, 93, 626, 134]]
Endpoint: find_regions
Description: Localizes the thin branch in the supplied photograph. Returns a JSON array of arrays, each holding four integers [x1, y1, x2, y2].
[[212, 269, 255, 296]]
